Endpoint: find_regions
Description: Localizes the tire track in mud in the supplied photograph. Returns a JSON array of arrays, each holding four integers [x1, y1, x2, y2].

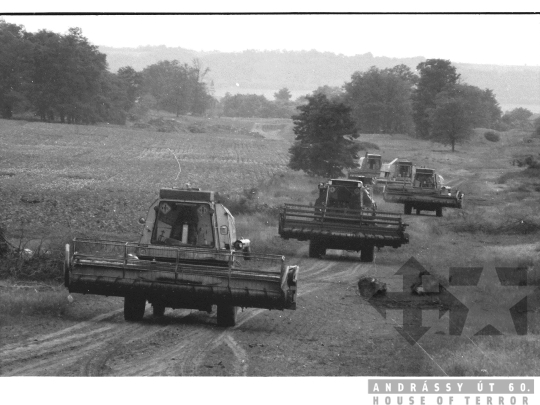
[[0, 307, 123, 353], [1, 308, 151, 376], [108, 261, 337, 376], [1, 258, 368, 376], [2, 306, 187, 376], [172, 259, 367, 376]]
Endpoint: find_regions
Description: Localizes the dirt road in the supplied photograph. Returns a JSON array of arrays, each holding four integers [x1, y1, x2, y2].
[[0, 253, 444, 376]]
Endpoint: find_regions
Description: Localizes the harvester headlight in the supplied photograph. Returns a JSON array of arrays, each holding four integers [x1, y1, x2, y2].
[[354, 188, 361, 195], [329, 187, 336, 193]]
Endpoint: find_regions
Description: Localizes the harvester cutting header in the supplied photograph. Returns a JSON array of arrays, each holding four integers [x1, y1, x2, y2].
[[279, 178, 409, 262]]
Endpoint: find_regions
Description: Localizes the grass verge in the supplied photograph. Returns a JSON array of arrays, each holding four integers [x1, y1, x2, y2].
[[0, 281, 69, 317]]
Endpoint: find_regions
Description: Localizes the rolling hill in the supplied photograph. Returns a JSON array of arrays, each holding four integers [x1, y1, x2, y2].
[[100, 45, 540, 112]]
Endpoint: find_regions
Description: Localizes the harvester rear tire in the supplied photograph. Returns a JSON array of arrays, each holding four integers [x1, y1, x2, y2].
[[416, 209, 421, 215], [360, 245, 375, 263], [124, 296, 146, 321], [217, 305, 237, 327], [436, 207, 443, 217], [152, 302, 166, 317], [404, 203, 412, 215]]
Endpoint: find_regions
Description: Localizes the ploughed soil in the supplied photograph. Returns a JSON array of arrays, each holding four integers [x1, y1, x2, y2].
[[1, 246, 456, 377]]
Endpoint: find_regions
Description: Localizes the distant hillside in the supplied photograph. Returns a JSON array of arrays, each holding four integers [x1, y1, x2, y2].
[[100, 46, 540, 112]]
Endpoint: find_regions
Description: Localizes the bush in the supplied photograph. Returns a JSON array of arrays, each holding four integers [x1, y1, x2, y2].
[[484, 131, 500, 142], [215, 187, 279, 216], [498, 167, 540, 183], [188, 124, 206, 133], [511, 156, 540, 169], [357, 141, 380, 150]]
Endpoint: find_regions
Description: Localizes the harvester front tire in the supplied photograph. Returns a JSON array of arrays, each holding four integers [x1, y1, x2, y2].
[[309, 240, 325, 258], [360, 245, 375, 263], [404, 203, 412, 215], [416, 209, 421, 215], [217, 305, 237, 327], [152, 302, 166, 317], [124, 296, 146, 321], [436, 207, 443, 217]]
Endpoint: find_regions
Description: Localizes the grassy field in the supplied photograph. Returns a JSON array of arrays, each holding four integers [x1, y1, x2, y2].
[[1, 114, 540, 375]]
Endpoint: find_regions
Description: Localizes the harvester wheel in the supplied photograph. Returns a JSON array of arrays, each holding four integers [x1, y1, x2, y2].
[[360, 245, 375, 263], [217, 305, 237, 327], [124, 295, 146, 321], [152, 302, 166, 317], [404, 203, 412, 215], [416, 209, 421, 215], [309, 240, 325, 258], [436, 207, 443, 217]]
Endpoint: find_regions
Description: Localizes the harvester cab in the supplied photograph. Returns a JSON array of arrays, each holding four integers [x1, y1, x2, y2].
[[138, 188, 246, 258], [395, 159, 414, 182], [356, 153, 382, 176], [413, 168, 442, 189], [316, 179, 375, 211]]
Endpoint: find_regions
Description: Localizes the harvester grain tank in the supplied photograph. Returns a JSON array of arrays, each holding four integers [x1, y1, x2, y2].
[[278, 178, 409, 262], [64, 187, 298, 327], [383, 168, 464, 217]]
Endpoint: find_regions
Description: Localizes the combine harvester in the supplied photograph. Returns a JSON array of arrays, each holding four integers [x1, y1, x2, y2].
[[64, 187, 299, 327], [383, 167, 464, 217], [374, 158, 415, 193], [348, 152, 383, 194], [278, 178, 409, 262]]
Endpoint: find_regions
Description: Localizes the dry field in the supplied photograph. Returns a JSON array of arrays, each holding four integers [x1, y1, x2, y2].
[[1, 115, 540, 377], [0, 117, 293, 242]]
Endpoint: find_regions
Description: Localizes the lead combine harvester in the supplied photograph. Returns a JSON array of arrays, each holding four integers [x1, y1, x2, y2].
[[383, 167, 464, 217], [278, 179, 409, 262], [64, 188, 298, 327]]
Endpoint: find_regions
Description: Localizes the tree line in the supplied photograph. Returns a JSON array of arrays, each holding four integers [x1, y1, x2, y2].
[[0, 21, 214, 124], [288, 59, 525, 176]]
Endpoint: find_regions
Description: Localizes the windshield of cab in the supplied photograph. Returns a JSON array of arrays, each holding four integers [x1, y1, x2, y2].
[[151, 202, 214, 247], [327, 186, 361, 209], [414, 173, 435, 187]]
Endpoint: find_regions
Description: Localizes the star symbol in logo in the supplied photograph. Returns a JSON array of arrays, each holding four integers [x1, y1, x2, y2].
[[362, 257, 539, 344], [444, 266, 536, 337]]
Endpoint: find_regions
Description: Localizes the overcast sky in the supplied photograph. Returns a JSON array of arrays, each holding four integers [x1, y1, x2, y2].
[[3, 10, 540, 66]]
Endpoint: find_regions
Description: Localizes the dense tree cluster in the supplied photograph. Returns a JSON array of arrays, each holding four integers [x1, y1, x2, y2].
[[0, 21, 214, 124], [339, 59, 502, 150], [288, 59, 506, 176], [344, 65, 416, 135], [288, 94, 360, 177], [501, 107, 534, 130], [0, 22, 128, 123], [220, 89, 296, 118], [141, 59, 214, 117]]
